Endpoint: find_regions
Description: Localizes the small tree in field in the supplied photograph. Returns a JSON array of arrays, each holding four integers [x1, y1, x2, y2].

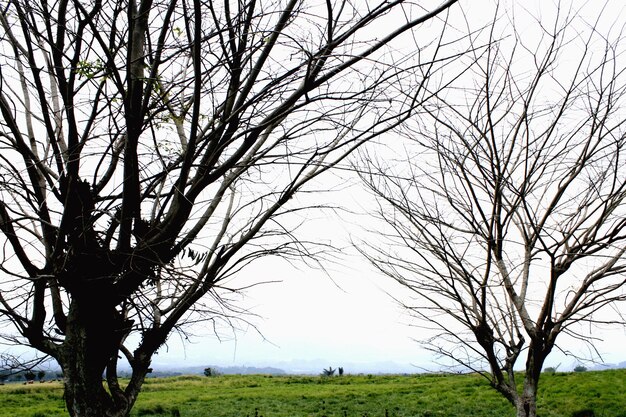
[[359, 3, 626, 417], [24, 370, 36, 383], [0, 1, 462, 416], [322, 366, 336, 377]]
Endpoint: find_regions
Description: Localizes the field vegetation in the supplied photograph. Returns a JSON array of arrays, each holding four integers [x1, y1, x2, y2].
[[0, 370, 623, 417]]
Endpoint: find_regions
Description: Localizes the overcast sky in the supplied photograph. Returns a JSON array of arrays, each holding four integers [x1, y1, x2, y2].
[[3, 0, 624, 376], [153, 183, 626, 373], [153, 238, 626, 372], [145, 0, 626, 374]]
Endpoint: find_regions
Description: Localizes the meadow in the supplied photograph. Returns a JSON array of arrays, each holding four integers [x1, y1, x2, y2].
[[0, 369, 623, 417]]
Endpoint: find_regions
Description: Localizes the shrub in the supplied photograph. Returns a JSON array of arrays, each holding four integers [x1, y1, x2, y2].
[[573, 365, 588, 373], [572, 409, 595, 417], [204, 367, 221, 377], [137, 404, 166, 416]]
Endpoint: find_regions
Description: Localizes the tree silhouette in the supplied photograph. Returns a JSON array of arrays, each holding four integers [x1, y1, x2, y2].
[[359, 3, 626, 417], [322, 366, 336, 377], [0, 1, 461, 416]]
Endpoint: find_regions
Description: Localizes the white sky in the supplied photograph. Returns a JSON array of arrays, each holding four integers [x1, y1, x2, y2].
[[153, 214, 626, 373], [2, 0, 625, 376], [152, 190, 437, 370], [154, 181, 626, 372], [148, 0, 626, 373]]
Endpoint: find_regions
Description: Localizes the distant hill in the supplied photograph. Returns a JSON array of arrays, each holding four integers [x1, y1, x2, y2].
[[159, 365, 286, 376], [149, 359, 626, 376], [588, 361, 626, 371], [207, 365, 286, 375]]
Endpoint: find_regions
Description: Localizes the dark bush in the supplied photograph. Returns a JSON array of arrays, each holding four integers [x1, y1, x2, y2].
[[137, 404, 166, 416], [204, 367, 221, 377], [572, 409, 595, 417], [321, 367, 336, 377]]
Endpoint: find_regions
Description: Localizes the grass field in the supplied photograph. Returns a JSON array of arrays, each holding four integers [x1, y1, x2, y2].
[[0, 369, 623, 417]]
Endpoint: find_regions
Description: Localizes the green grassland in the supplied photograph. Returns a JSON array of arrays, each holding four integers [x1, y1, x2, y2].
[[0, 370, 624, 417]]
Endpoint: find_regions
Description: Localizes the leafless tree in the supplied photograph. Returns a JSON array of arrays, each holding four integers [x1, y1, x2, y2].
[[0, 0, 461, 416], [0, 352, 50, 380], [359, 4, 626, 417]]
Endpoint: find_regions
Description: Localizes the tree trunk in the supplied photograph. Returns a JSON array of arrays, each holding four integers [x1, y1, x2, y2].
[[514, 342, 545, 417], [515, 382, 538, 417], [60, 299, 141, 417], [63, 369, 126, 417]]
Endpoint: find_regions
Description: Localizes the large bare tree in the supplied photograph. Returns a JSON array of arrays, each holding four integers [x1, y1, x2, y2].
[[359, 3, 626, 417], [0, 1, 461, 416]]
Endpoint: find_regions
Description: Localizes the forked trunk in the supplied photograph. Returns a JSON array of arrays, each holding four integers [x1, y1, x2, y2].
[[514, 382, 538, 417], [63, 367, 127, 417], [60, 299, 145, 417]]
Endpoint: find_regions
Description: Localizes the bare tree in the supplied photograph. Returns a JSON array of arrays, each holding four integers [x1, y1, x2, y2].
[[0, 352, 50, 382], [359, 4, 626, 417], [0, 0, 461, 416]]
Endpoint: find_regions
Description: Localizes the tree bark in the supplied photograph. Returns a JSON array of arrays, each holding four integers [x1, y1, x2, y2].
[[513, 341, 546, 417], [63, 369, 125, 417], [60, 300, 141, 417], [515, 382, 538, 417]]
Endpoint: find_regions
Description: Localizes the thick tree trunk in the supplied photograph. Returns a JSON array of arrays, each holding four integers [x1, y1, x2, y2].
[[63, 369, 126, 417], [60, 299, 143, 417]]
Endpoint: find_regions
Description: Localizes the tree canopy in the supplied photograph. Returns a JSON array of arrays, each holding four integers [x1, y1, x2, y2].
[[358, 3, 626, 417], [0, 1, 461, 416]]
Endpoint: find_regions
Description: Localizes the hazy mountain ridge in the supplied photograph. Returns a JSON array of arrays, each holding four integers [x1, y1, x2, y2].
[[589, 361, 626, 371], [150, 364, 286, 376], [149, 359, 626, 376], [3, 359, 622, 382], [151, 358, 421, 375]]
